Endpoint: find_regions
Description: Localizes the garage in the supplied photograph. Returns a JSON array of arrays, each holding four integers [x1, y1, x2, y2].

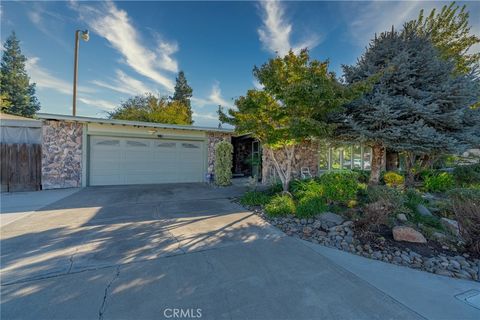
[[89, 136, 205, 186]]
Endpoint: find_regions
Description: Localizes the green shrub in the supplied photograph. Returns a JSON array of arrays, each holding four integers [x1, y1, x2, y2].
[[353, 169, 370, 183], [366, 185, 407, 215], [383, 171, 405, 188], [409, 213, 443, 230], [266, 182, 283, 195], [214, 140, 233, 186], [453, 164, 480, 186], [240, 191, 271, 206], [296, 195, 328, 218], [424, 171, 455, 192], [448, 188, 480, 254], [289, 179, 324, 200], [317, 170, 360, 204], [265, 195, 296, 216], [404, 188, 426, 212]]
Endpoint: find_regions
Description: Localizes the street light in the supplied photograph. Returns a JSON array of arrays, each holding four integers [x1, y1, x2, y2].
[[72, 29, 89, 116]]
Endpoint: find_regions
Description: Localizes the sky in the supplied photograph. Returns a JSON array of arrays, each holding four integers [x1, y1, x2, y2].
[[1, 0, 479, 127]]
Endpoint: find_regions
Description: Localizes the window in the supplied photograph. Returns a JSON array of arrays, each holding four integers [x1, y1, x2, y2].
[[342, 146, 353, 169], [363, 147, 372, 170], [318, 142, 329, 170], [182, 143, 200, 149], [353, 145, 362, 169], [331, 147, 342, 170], [157, 142, 176, 148], [126, 140, 148, 147], [96, 139, 120, 146]]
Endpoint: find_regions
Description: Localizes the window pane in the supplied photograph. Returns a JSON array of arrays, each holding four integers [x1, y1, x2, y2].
[[318, 143, 329, 170], [353, 145, 362, 169], [331, 148, 341, 170], [363, 147, 372, 170], [343, 146, 352, 169]]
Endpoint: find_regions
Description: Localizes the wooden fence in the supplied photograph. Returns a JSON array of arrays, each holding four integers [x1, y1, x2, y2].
[[1, 143, 42, 192]]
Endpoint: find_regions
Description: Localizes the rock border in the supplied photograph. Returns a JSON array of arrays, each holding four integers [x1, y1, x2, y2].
[[249, 207, 480, 282]]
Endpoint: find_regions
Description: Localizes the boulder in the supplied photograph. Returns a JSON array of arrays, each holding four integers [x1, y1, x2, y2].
[[397, 213, 408, 222], [319, 212, 345, 228], [440, 218, 460, 237], [416, 204, 432, 216], [392, 226, 427, 243]]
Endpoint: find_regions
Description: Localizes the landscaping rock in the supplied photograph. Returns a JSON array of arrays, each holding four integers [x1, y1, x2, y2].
[[392, 226, 427, 243], [416, 204, 432, 216], [318, 212, 344, 228], [396, 213, 408, 222], [441, 218, 460, 237]]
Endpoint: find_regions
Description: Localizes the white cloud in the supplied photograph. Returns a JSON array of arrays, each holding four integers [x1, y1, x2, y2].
[[191, 82, 231, 108], [78, 97, 116, 111], [258, 0, 320, 56], [344, 1, 440, 47], [91, 70, 155, 95], [25, 57, 94, 95], [25, 56, 117, 112], [71, 0, 177, 92]]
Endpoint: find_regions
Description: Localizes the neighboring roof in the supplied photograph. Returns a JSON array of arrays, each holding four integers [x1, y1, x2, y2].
[[0, 112, 42, 127], [37, 113, 234, 133]]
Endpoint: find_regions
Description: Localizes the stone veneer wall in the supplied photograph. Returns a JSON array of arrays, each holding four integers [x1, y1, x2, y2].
[[262, 140, 319, 185], [207, 132, 232, 175], [42, 120, 83, 189]]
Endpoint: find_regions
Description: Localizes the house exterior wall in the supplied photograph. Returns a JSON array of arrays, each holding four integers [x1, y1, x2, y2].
[[42, 120, 83, 189], [207, 132, 232, 176], [262, 140, 319, 185]]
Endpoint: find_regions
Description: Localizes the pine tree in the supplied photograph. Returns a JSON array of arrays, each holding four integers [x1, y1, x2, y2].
[[171, 71, 193, 124], [339, 26, 479, 185], [0, 32, 40, 117], [406, 2, 480, 75]]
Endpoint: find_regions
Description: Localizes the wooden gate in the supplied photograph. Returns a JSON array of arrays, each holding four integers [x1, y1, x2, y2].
[[0, 143, 42, 192]]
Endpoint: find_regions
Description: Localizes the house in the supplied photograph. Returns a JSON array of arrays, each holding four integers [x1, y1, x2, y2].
[[38, 113, 233, 189]]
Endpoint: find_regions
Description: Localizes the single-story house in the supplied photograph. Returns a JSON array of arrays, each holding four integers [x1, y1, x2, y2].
[[37, 113, 233, 189]]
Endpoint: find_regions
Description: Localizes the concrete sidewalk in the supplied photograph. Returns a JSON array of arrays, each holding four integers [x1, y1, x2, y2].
[[303, 240, 480, 320], [0, 188, 80, 227]]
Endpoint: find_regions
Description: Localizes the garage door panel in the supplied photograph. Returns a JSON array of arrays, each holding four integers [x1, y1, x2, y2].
[[89, 136, 205, 186]]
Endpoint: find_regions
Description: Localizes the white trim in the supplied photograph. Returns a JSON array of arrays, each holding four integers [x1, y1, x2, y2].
[[37, 113, 233, 133]]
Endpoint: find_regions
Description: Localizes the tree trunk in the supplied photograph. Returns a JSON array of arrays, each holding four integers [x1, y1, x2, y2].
[[385, 149, 399, 172], [267, 145, 296, 192], [368, 143, 385, 185], [404, 152, 417, 187]]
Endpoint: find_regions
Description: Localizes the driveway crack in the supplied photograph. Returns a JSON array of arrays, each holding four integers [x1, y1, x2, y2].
[[98, 266, 120, 320]]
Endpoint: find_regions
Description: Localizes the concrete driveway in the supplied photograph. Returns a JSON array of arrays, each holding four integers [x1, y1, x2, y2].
[[0, 184, 476, 319]]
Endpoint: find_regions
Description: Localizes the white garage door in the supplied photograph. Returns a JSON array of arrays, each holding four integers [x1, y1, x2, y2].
[[89, 136, 205, 186]]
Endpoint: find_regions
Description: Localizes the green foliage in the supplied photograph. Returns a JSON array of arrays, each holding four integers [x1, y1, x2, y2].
[[366, 185, 407, 215], [109, 94, 192, 125], [171, 71, 193, 124], [240, 191, 271, 206], [424, 172, 455, 192], [266, 182, 283, 195], [453, 164, 480, 186], [339, 25, 480, 185], [406, 2, 480, 74], [410, 213, 443, 230], [317, 171, 359, 204], [404, 188, 426, 212], [219, 50, 361, 191], [296, 195, 328, 218], [265, 195, 296, 217], [214, 140, 233, 186], [0, 32, 40, 117], [383, 171, 405, 188], [353, 169, 370, 183], [289, 179, 324, 200]]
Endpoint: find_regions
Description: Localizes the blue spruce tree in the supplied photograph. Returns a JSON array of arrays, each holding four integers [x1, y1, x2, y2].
[[339, 26, 479, 185]]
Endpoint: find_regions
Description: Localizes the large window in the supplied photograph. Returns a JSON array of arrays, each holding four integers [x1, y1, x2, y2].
[[318, 143, 373, 171]]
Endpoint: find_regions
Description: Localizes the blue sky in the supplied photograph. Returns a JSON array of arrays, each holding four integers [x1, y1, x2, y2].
[[1, 1, 479, 126]]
